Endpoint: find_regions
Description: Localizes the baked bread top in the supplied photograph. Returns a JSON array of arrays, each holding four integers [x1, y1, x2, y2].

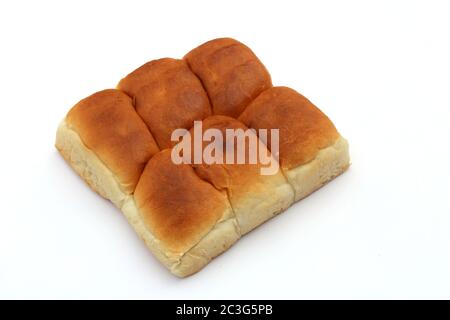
[[134, 149, 232, 254], [58, 38, 347, 273], [185, 38, 272, 118], [118, 58, 211, 149], [66, 89, 159, 193], [64, 39, 342, 195], [239, 86, 339, 170]]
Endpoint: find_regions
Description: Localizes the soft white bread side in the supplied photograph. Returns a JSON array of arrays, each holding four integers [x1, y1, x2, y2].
[[64, 89, 159, 195], [285, 136, 350, 202], [55, 89, 160, 207], [122, 198, 240, 277], [55, 120, 129, 208]]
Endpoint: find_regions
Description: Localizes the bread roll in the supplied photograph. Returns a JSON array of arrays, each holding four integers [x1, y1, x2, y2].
[[239, 86, 350, 201], [182, 115, 294, 234], [184, 38, 272, 118], [131, 149, 239, 277], [118, 58, 211, 149], [56, 89, 159, 207], [55, 38, 350, 277]]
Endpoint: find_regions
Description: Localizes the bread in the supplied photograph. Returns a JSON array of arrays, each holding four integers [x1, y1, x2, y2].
[[55, 38, 350, 277], [238, 86, 350, 201], [185, 38, 272, 118], [132, 150, 239, 276], [117, 58, 211, 149], [56, 89, 159, 207], [187, 115, 294, 235]]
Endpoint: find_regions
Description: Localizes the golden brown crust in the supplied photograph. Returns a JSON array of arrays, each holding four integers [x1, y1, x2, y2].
[[184, 38, 272, 118], [185, 115, 294, 234], [239, 86, 339, 170], [134, 149, 231, 253], [66, 89, 159, 193], [189, 115, 271, 197], [117, 58, 211, 149], [57, 39, 350, 277]]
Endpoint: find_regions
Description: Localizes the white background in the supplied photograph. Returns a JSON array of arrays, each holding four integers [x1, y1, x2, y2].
[[1, 0, 449, 299]]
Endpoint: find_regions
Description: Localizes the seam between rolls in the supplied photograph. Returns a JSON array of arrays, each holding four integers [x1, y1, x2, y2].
[[232, 58, 268, 115], [184, 58, 214, 115], [189, 165, 242, 238], [165, 162, 242, 269], [278, 167, 296, 201], [238, 117, 296, 197], [167, 175, 239, 274], [238, 86, 271, 118], [170, 216, 235, 273], [174, 107, 239, 234], [282, 136, 348, 200], [116, 87, 163, 151], [132, 149, 241, 270], [185, 55, 270, 118]]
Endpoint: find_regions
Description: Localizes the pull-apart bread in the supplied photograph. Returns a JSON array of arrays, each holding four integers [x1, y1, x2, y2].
[[186, 116, 294, 235], [55, 38, 350, 277], [239, 86, 350, 201]]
